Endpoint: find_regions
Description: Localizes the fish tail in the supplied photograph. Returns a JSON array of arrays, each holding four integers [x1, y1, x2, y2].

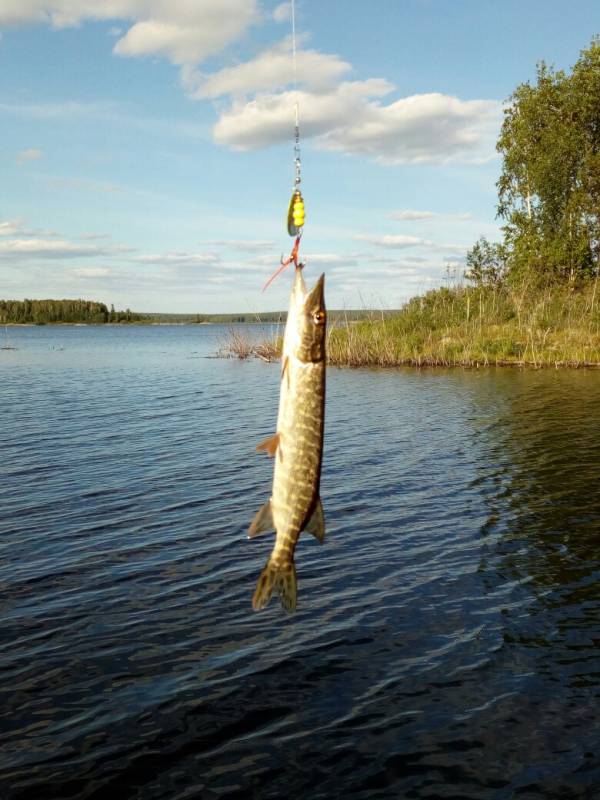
[[252, 558, 297, 613]]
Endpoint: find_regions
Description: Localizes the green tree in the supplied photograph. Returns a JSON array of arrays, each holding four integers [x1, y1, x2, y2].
[[465, 237, 507, 287], [496, 37, 600, 285]]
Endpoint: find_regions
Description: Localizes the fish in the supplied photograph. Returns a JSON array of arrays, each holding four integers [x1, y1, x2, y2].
[[249, 266, 326, 613]]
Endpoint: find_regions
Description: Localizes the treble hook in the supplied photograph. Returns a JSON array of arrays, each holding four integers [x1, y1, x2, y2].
[[262, 235, 303, 292]]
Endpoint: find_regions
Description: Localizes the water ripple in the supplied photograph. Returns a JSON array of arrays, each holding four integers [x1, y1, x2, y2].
[[1, 328, 600, 798]]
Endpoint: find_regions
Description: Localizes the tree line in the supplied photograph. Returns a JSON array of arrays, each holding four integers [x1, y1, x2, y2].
[[466, 36, 600, 288], [0, 299, 146, 324], [0, 301, 388, 325]]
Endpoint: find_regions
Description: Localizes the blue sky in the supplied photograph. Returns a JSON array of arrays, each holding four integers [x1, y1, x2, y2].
[[1, 0, 599, 313]]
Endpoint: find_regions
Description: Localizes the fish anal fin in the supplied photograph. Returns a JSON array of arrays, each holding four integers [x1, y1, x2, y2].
[[304, 497, 325, 544], [256, 432, 280, 458], [248, 500, 274, 539]]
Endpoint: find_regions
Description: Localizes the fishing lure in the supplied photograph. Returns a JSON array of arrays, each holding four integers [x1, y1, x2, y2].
[[287, 189, 305, 237]]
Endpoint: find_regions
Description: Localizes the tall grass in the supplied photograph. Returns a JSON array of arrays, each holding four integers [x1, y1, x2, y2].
[[327, 283, 600, 368], [220, 282, 600, 368]]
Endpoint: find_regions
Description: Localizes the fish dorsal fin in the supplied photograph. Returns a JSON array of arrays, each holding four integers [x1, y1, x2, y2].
[[256, 432, 280, 458], [248, 499, 274, 539], [304, 497, 325, 543]]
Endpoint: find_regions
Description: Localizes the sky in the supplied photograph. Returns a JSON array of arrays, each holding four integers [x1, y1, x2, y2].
[[1, 1, 599, 313]]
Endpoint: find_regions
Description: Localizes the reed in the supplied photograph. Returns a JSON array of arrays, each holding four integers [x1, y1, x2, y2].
[[218, 325, 281, 361], [218, 328, 256, 359], [220, 283, 600, 368]]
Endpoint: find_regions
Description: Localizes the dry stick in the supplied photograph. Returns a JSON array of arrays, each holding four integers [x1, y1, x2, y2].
[[591, 270, 599, 314]]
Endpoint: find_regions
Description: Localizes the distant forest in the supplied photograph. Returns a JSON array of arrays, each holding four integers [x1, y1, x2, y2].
[[0, 299, 388, 325], [0, 299, 145, 324]]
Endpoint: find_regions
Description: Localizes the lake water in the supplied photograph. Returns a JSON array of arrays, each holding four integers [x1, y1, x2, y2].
[[1, 324, 600, 800]]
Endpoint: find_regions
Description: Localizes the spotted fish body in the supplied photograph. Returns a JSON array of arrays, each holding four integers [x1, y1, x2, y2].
[[249, 266, 326, 612]]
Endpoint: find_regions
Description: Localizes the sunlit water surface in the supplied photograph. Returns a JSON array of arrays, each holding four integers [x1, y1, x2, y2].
[[1, 324, 600, 799]]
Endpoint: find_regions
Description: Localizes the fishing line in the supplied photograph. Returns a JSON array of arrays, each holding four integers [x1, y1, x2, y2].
[[291, 0, 301, 192], [262, 0, 306, 292]]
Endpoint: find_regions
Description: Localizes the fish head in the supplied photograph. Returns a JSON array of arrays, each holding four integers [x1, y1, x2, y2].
[[296, 273, 326, 363]]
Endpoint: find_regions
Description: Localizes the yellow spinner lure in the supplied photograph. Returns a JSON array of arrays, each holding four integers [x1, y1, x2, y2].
[[287, 190, 305, 237]]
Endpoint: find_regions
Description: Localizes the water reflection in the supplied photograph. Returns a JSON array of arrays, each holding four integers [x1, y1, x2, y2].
[[476, 371, 600, 590], [472, 370, 600, 711]]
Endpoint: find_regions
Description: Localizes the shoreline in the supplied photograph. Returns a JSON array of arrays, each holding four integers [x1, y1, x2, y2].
[[221, 351, 600, 370], [218, 283, 600, 370], [0, 320, 278, 327]]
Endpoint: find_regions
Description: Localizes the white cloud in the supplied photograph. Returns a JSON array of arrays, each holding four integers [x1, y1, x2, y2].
[[200, 239, 275, 252], [0, 219, 60, 238], [0, 99, 209, 140], [184, 37, 351, 99], [214, 79, 392, 149], [352, 236, 469, 261], [435, 243, 469, 255], [0, 1, 259, 66], [47, 176, 120, 193], [353, 234, 433, 249], [241, 251, 360, 272], [0, 99, 119, 120], [389, 210, 436, 221], [0, 218, 25, 236], [304, 253, 357, 266], [247, 253, 288, 267], [0, 225, 134, 258], [273, 2, 291, 23], [357, 253, 427, 265], [214, 82, 500, 163], [328, 263, 421, 279], [0, 238, 109, 258], [0, 1, 137, 28], [113, 1, 259, 66], [389, 209, 473, 221], [319, 92, 500, 164], [0, 3, 501, 166], [71, 267, 113, 277], [16, 147, 43, 164], [132, 251, 221, 267]]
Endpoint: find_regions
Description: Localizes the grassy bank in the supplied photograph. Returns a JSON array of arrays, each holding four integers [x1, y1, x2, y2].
[[224, 283, 600, 368]]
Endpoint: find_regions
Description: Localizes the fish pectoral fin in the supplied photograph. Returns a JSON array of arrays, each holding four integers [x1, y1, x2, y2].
[[248, 499, 274, 539], [304, 497, 325, 544], [256, 432, 280, 458]]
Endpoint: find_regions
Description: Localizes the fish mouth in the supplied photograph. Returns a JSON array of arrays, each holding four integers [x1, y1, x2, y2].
[[306, 273, 325, 306]]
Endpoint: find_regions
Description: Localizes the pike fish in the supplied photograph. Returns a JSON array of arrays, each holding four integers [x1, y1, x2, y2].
[[249, 266, 326, 612]]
